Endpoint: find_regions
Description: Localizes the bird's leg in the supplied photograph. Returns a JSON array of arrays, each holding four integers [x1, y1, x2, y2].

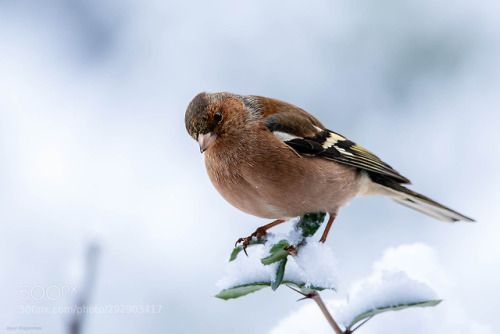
[[319, 213, 337, 243], [236, 219, 285, 254]]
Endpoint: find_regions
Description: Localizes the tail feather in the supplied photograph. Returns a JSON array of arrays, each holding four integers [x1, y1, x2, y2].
[[369, 174, 474, 223]]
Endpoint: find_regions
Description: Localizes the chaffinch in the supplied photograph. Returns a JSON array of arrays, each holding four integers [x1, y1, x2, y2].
[[185, 92, 474, 244]]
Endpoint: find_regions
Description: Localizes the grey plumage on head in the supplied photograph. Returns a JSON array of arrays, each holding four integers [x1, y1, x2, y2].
[[185, 92, 212, 140], [233, 94, 261, 122]]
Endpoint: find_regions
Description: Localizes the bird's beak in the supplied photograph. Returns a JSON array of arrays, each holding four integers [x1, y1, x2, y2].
[[198, 132, 217, 153]]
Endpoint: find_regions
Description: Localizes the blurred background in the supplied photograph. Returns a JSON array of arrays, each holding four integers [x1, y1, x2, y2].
[[1, 0, 498, 333]]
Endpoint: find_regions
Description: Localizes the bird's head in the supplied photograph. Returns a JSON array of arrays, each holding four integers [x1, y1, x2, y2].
[[185, 92, 250, 153]]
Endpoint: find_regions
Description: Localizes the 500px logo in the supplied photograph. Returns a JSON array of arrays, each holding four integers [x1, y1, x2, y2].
[[19, 285, 78, 301]]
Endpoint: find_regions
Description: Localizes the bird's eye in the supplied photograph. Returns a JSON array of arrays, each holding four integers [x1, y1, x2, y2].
[[214, 111, 222, 123]]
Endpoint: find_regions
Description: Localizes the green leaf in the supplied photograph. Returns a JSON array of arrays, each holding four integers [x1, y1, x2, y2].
[[346, 299, 442, 330], [215, 283, 269, 300], [299, 286, 326, 294], [271, 258, 287, 291], [269, 239, 290, 253], [294, 212, 327, 238], [261, 240, 290, 265], [215, 281, 326, 300], [229, 240, 263, 261]]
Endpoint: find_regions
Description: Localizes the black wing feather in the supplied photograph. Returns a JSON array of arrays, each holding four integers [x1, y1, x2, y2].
[[309, 130, 410, 184], [263, 113, 410, 184], [270, 129, 409, 185], [285, 138, 326, 155]]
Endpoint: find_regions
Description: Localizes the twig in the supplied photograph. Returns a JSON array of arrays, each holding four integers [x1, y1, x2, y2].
[[287, 286, 343, 334], [310, 291, 344, 334], [349, 316, 373, 333]]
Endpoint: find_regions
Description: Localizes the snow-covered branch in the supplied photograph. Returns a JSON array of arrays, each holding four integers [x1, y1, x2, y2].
[[215, 213, 441, 333]]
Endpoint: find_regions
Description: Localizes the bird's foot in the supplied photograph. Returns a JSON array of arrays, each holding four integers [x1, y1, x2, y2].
[[235, 219, 286, 256], [235, 226, 268, 256]]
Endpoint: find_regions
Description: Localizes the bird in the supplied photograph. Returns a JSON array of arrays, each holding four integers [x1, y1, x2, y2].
[[185, 92, 474, 246]]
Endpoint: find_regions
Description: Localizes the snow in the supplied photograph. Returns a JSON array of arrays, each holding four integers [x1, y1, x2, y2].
[[217, 234, 338, 291], [272, 243, 493, 334], [294, 238, 339, 289], [371, 244, 450, 294], [216, 245, 275, 290], [333, 270, 438, 327]]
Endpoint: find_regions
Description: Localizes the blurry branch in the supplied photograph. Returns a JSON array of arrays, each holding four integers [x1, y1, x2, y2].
[[68, 242, 100, 334]]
